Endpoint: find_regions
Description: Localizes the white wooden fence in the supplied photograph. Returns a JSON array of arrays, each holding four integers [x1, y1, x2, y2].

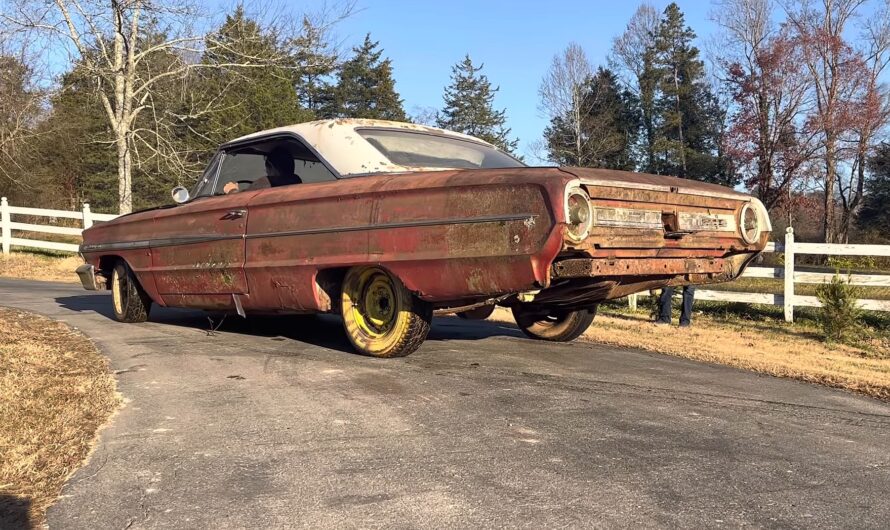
[[0, 197, 117, 254], [630, 227, 890, 322]]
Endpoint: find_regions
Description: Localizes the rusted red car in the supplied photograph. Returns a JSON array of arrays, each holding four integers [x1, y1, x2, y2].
[[77, 119, 771, 357]]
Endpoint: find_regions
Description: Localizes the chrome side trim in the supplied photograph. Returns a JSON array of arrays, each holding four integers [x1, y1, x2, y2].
[[247, 213, 537, 240], [79, 214, 538, 252]]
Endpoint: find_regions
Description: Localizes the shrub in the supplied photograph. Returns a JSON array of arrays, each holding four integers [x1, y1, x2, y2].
[[815, 272, 863, 344]]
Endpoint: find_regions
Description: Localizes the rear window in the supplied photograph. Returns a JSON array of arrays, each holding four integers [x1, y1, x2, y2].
[[358, 129, 525, 170]]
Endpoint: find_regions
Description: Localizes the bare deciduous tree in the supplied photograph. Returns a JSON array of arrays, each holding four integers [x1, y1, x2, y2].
[[837, 4, 890, 242], [784, 0, 870, 243], [0, 51, 42, 191], [610, 3, 659, 170], [715, 0, 819, 211], [1, 0, 349, 214], [538, 42, 593, 165]]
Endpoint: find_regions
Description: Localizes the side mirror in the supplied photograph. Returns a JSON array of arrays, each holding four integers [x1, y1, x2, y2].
[[171, 186, 190, 204]]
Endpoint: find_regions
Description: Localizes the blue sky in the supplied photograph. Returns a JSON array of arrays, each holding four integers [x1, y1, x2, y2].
[[300, 0, 719, 158]]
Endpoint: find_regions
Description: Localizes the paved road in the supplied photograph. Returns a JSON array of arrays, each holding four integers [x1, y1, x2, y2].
[[2, 278, 889, 529]]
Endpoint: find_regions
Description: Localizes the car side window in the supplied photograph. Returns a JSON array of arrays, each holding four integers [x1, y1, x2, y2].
[[215, 151, 267, 195], [213, 137, 337, 195]]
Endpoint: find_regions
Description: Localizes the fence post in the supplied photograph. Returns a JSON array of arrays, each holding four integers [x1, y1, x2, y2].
[[784, 227, 795, 323], [628, 293, 638, 311], [1, 197, 10, 256], [82, 203, 93, 229]]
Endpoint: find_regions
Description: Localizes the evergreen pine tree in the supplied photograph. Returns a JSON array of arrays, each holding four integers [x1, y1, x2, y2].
[[544, 67, 639, 169], [333, 34, 406, 121], [292, 17, 337, 118], [436, 55, 518, 153], [858, 142, 890, 239], [195, 6, 309, 146], [652, 3, 730, 184]]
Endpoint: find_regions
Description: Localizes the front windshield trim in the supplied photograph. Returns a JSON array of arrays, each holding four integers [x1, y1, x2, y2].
[[354, 127, 526, 170], [189, 151, 224, 200]]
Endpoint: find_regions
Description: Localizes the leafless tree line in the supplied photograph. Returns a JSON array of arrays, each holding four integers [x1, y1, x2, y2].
[[0, 0, 352, 213]]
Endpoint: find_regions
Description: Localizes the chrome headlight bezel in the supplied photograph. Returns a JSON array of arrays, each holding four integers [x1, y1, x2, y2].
[[739, 202, 761, 244], [564, 186, 592, 241]]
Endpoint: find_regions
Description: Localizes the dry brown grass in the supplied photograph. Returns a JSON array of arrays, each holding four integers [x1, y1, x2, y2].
[[0, 251, 81, 283], [492, 306, 890, 400], [0, 307, 119, 528]]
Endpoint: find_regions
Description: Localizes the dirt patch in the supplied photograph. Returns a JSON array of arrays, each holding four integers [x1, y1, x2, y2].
[[491, 307, 890, 400], [0, 307, 119, 527], [0, 252, 81, 283]]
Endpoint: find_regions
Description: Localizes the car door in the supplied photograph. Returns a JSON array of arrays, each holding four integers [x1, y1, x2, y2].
[[241, 136, 371, 312], [150, 151, 264, 309]]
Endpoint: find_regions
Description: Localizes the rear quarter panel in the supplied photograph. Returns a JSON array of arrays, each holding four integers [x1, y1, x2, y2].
[[243, 168, 571, 310]]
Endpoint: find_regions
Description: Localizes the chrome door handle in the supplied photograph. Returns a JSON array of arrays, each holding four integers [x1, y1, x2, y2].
[[223, 209, 246, 220]]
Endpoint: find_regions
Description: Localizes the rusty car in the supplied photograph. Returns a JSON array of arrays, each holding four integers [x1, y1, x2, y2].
[[76, 119, 771, 357]]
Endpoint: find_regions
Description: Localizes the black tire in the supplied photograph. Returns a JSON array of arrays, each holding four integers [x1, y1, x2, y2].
[[340, 266, 432, 357], [512, 305, 596, 342], [111, 261, 152, 323], [456, 305, 495, 320]]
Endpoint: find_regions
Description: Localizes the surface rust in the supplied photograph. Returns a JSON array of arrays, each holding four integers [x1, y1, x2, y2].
[[80, 165, 768, 312]]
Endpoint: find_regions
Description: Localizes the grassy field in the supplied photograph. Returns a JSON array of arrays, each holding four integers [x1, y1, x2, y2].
[[0, 307, 119, 528], [0, 251, 81, 283], [709, 275, 890, 301], [493, 298, 890, 400]]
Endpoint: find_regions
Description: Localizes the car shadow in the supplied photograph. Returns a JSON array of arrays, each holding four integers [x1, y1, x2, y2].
[[0, 494, 31, 530], [53, 294, 524, 355]]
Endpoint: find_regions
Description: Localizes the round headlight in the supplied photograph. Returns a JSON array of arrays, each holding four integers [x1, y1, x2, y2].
[[740, 202, 760, 244], [565, 187, 592, 241]]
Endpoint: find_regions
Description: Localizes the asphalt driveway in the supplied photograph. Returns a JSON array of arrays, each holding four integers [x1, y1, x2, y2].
[[1, 278, 888, 528]]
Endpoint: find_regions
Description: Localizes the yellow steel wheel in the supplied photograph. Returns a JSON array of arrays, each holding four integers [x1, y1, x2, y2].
[[110, 261, 152, 323], [341, 266, 432, 357]]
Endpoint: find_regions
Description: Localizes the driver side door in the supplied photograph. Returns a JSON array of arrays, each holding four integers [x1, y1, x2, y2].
[[150, 151, 265, 309]]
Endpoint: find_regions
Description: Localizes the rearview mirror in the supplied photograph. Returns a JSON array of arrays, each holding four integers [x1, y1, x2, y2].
[[171, 186, 190, 204]]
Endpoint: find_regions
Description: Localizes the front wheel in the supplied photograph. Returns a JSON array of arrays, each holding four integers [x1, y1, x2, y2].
[[340, 266, 432, 357], [111, 261, 152, 323], [512, 305, 596, 342]]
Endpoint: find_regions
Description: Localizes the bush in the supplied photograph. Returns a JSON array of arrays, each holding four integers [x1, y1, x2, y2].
[[815, 273, 863, 344]]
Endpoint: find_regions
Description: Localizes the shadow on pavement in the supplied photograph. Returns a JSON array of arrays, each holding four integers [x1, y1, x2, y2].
[[55, 293, 115, 319], [54, 294, 524, 355], [0, 494, 31, 530]]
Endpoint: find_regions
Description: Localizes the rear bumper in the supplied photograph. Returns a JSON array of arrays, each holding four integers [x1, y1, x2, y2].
[[551, 257, 734, 280], [75, 264, 100, 291]]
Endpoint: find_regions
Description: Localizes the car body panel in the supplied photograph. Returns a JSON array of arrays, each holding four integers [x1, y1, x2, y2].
[[79, 120, 770, 315]]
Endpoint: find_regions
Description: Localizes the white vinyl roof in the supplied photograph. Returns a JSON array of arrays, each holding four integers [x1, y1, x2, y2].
[[225, 119, 495, 177]]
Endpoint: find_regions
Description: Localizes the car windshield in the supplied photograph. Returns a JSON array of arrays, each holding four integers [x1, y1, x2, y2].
[[358, 129, 525, 170]]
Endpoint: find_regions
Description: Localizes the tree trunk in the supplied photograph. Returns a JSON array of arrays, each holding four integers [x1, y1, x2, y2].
[[116, 132, 132, 215], [822, 134, 837, 244], [673, 65, 686, 177], [756, 85, 772, 204], [573, 88, 583, 166], [838, 149, 867, 244]]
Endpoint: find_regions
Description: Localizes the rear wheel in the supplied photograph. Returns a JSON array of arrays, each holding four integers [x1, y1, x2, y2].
[[111, 261, 152, 323], [340, 266, 432, 357], [512, 305, 596, 342]]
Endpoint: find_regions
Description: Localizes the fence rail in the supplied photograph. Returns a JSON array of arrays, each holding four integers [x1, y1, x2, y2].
[[1, 197, 117, 254]]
